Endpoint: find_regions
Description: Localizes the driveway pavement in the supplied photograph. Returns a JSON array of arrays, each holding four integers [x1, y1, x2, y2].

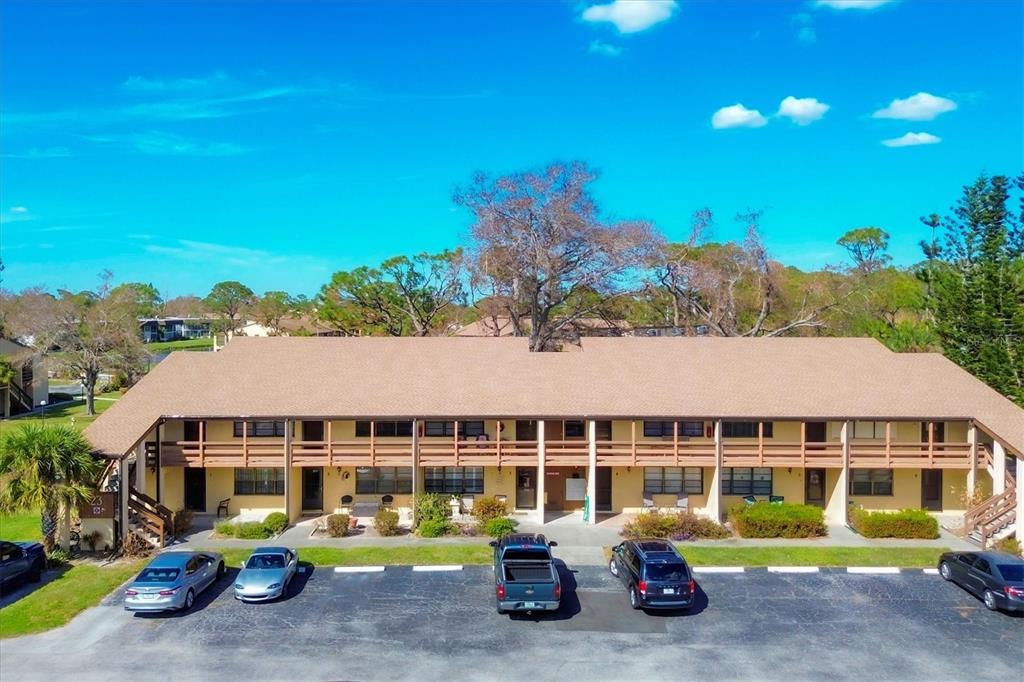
[[2, 565, 1020, 681]]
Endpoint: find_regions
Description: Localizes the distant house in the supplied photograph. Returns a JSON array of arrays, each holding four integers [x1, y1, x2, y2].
[[139, 317, 213, 343], [0, 338, 48, 417], [238, 316, 339, 337]]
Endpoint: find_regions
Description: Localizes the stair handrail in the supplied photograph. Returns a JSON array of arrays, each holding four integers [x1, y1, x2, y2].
[[128, 487, 173, 531], [6, 378, 34, 412], [127, 497, 165, 547]]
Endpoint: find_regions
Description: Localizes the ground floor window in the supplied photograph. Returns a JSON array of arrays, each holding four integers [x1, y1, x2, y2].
[[355, 466, 413, 494], [850, 469, 893, 495], [234, 468, 285, 495], [643, 467, 703, 494], [424, 466, 484, 494], [722, 467, 772, 496]]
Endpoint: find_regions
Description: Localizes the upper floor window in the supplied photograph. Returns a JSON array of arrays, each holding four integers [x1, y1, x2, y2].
[[423, 421, 485, 438], [643, 421, 705, 438], [852, 421, 887, 439], [564, 420, 586, 439], [356, 421, 413, 437], [722, 422, 772, 438], [234, 421, 287, 438]]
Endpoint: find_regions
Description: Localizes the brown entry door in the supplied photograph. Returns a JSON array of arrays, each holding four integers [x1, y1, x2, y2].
[[516, 467, 536, 509], [922, 470, 942, 511], [596, 468, 612, 512], [184, 468, 206, 512], [805, 468, 826, 507]]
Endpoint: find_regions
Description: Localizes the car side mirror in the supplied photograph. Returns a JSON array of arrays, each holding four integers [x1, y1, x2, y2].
[[488, 541, 497, 548], [548, 541, 558, 547]]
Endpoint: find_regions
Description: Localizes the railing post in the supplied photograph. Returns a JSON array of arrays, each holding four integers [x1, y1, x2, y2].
[[800, 421, 806, 466], [967, 423, 977, 494], [242, 419, 248, 468], [370, 420, 376, 467], [135, 441, 146, 494], [453, 420, 459, 466], [119, 455, 130, 545], [630, 420, 637, 467], [536, 420, 546, 525], [199, 420, 205, 467], [885, 421, 891, 467], [495, 420, 502, 466], [928, 421, 935, 467], [587, 420, 597, 525], [327, 419, 333, 465], [758, 421, 764, 466]]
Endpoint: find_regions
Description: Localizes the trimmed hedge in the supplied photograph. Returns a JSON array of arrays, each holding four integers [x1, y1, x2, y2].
[[482, 517, 516, 538], [373, 510, 400, 536], [234, 521, 273, 539], [417, 519, 451, 538], [729, 503, 826, 539], [263, 512, 289, 535], [621, 510, 730, 541], [326, 514, 349, 537], [850, 507, 939, 539]]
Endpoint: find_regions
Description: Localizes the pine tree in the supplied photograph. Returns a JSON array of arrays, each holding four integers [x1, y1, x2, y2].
[[924, 174, 1024, 406]]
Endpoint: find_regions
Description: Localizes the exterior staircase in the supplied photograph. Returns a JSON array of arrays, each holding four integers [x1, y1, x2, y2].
[[6, 378, 34, 415], [127, 487, 174, 548], [963, 453, 1017, 548]]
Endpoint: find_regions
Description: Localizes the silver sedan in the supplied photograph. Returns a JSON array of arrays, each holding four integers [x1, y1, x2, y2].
[[124, 551, 225, 612], [234, 547, 298, 602]]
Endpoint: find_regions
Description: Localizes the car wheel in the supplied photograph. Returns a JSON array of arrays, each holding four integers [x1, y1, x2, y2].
[[184, 588, 195, 611], [629, 586, 641, 610], [28, 558, 43, 582], [216, 562, 226, 579], [609, 558, 619, 577], [983, 589, 999, 611], [939, 562, 952, 581]]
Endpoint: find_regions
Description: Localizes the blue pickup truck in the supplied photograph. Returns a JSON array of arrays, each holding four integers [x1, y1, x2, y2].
[[0, 540, 45, 593], [491, 534, 561, 615]]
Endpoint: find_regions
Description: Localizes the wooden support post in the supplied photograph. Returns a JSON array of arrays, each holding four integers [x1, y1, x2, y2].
[[673, 420, 679, 466], [327, 419, 333, 464], [800, 421, 807, 466], [135, 441, 146, 493], [453, 420, 459, 466], [411, 418, 419, 523], [967, 423, 977, 493], [370, 420, 376, 467], [119, 456, 130, 545], [758, 421, 764, 466], [283, 419, 293, 522], [885, 421, 891, 467], [242, 419, 248, 468], [495, 420, 502, 466], [156, 421, 163, 503], [630, 420, 637, 467], [928, 421, 935, 467], [199, 420, 205, 467]]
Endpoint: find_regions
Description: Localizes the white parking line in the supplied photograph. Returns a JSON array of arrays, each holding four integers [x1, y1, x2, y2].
[[847, 567, 901, 574], [334, 566, 386, 573], [692, 566, 745, 574], [923, 568, 939, 575], [412, 565, 463, 572], [767, 566, 820, 573]]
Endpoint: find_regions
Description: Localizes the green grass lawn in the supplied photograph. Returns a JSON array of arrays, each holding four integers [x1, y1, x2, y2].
[[219, 544, 493, 568], [0, 560, 144, 638], [670, 546, 947, 568], [0, 511, 42, 542], [0, 392, 119, 433], [144, 337, 214, 352]]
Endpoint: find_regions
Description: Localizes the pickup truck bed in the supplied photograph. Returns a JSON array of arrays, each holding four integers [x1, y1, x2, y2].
[[503, 562, 555, 583]]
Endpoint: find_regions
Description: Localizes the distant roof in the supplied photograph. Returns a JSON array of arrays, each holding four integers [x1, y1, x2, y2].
[[84, 336, 1024, 459], [455, 316, 629, 337]]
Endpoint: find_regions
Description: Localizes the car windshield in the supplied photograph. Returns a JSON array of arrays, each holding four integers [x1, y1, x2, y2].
[[246, 554, 285, 569], [997, 564, 1024, 582], [136, 568, 180, 582], [503, 549, 549, 562], [645, 563, 688, 582]]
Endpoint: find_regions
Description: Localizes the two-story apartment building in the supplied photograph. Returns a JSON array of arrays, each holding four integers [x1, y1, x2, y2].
[[83, 336, 1023, 546], [0, 338, 48, 417]]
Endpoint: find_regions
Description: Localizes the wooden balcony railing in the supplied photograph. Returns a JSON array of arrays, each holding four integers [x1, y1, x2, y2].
[[848, 441, 971, 468], [721, 441, 844, 467], [596, 441, 716, 467]]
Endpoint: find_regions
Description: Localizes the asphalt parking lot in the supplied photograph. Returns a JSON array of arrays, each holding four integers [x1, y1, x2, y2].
[[2, 564, 1021, 681]]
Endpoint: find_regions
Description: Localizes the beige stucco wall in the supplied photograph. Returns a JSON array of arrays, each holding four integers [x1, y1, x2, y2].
[[162, 467, 185, 511], [850, 469, 920, 510], [205, 468, 284, 517], [80, 518, 116, 552]]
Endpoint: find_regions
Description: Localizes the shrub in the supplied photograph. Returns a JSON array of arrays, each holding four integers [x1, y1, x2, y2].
[[994, 536, 1022, 558], [172, 509, 194, 536], [621, 511, 730, 540], [849, 507, 938, 539], [263, 512, 289, 535], [482, 517, 517, 538], [46, 548, 72, 568], [621, 510, 680, 539], [671, 513, 731, 541], [326, 514, 350, 537], [729, 503, 826, 539], [417, 519, 451, 538], [413, 493, 452, 527], [454, 522, 479, 537], [82, 530, 103, 552], [214, 521, 236, 537], [233, 521, 272, 539], [471, 496, 507, 523], [373, 510, 400, 536]]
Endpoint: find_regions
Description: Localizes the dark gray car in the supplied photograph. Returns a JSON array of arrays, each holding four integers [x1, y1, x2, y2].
[[938, 550, 1024, 612]]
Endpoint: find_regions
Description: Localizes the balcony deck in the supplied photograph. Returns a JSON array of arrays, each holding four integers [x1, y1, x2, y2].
[[156, 438, 974, 469]]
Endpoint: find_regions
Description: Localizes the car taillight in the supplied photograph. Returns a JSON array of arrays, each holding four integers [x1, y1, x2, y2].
[[125, 589, 138, 596], [638, 580, 647, 596], [554, 582, 561, 600], [1005, 586, 1024, 599], [158, 589, 179, 596], [688, 579, 695, 594], [496, 584, 505, 600]]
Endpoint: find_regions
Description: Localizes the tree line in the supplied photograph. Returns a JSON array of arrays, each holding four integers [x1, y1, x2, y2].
[[1, 163, 1021, 409]]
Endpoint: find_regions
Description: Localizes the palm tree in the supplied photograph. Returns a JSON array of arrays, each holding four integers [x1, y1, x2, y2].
[[0, 423, 103, 553]]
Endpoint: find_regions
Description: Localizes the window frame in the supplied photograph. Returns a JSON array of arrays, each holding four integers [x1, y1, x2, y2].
[[355, 421, 413, 438], [849, 468, 893, 496], [233, 467, 285, 495], [643, 466, 703, 495], [354, 466, 413, 494], [423, 466, 485, 495], [422, 421, 485, 438], [722, 422, 773, 439], [233, 421, 287, 438], [721, 467, 773, 496]]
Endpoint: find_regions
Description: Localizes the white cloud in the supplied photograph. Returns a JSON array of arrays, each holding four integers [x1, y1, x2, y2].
[[882, 132, 941, 147], [83, 131, 252, 156], [122, 71, 228, 92], [711, 104, 768, 129], [814, 0, 894, 9], [581, 0, 678, 34], [10, 206, 29, 214], [588, 40, 625, 56], [872, 92, 956, 121], [777, 96, 830, 125]]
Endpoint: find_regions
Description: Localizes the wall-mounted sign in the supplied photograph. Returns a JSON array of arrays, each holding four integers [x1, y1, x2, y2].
[[80, 492, 115, 519]]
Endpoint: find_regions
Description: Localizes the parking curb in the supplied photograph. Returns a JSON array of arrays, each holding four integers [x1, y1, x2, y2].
[[334, 566, 386, 573], [412, 565, 464, 572]]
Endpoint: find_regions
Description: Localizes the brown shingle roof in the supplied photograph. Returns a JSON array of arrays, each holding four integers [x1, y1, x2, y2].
[[84, 336, 1024, 458]]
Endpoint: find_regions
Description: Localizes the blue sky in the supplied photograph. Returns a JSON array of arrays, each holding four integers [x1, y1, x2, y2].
[[2, 0, 1021, 298]]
